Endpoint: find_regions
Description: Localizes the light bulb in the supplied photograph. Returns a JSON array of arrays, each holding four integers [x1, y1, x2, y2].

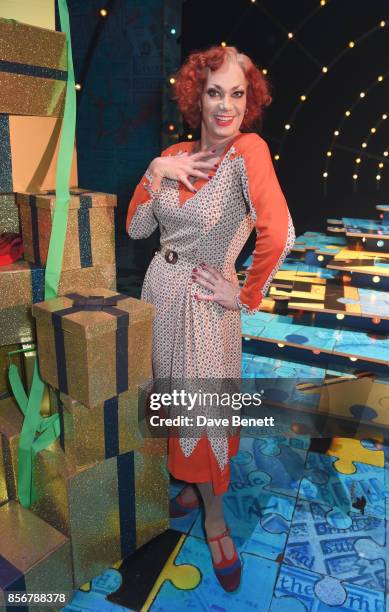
[[334, 130, 339, 136], [285, 124, 291, 130], [348, 41, 355, 48], [169, 77, 176, 84], [100, 8, 108, 17], [345, 110, 351, 116], [322, 66, 328, 73], [323, 172, 328, 177]]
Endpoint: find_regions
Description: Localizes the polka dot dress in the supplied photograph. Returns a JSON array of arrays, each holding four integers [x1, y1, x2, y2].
[[127, 132, 296, 495]]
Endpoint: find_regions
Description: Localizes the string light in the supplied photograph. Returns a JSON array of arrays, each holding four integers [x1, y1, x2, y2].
[[376, 174, 381, 180], [372, 276, 380, 283], [300, 95, 307, 101], [361, 142, 367, 148], [334, 130, 339, 136], [378, 75, 384, 82], [353, 174, 358, 179], [100, 8, 108, 17], [345, 110, 351, 116], [168, 123, 175, 132], [169, 77, 176, 84], [323, 172, 328, 178], [378, 162, 384, 168], [380, 20, 386, 27], [221, 41, 227, 47], [285, 123, 291, 130], [274, 154, 280, 160], [320, 0, 326, 6], [262, 68, 268, 75], [382, 114, 387, 120], [348, 41, 355, 48], [288, 32, 294, 39], [170, 27, 176, 35], [384, 151, 388, 157], [326, 151, 332, 157], [322, 66, 328, 73], [371, 127, 377, 133], [187, 133, 193, 140], [75, 83, 81, 90], [356, 158, 361, 164], [359, 91, 365, 98]]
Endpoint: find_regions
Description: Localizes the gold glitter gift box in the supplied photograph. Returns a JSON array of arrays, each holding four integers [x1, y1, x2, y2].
[[32, 288, 155, 407], [0, 344, 24, 395], [16, 189, 116, 270], [0, 501, 73, 610], [55, 389, 144, 468], [0, 396, 24, 505], [0, 115, 78, 194], [0, 0, 55, 30], [0, 18, 66, 117], [0, 261, 117, 346], [31, 439, 169, 587], [0, 194, 19, 233]]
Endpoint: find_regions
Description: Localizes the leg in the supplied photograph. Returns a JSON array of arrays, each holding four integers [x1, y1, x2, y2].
[[197, 481, 235, 563]]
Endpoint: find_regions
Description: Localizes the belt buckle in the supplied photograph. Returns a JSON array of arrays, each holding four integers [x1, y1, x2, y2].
[[165, 249, 178, 264]]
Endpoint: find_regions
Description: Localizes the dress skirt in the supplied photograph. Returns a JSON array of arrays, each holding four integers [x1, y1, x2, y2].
[[141, 250, 242, 496]]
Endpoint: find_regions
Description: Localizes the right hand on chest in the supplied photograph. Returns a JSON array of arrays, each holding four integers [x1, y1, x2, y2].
[[149, 150, 220, 193]]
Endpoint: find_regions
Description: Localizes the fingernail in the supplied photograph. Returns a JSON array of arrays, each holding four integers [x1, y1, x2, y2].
[[207, 175, 211, 178], [214, 164, 218, 168], [211, 148, 217, 152], [192, 268, 197, 272]]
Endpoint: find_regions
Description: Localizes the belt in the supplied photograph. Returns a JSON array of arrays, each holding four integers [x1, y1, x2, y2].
[[155, 246, 189, 265]]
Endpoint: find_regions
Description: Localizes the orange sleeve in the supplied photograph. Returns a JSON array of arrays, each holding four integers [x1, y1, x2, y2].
[[237, 133, 296, 312], [126, 144, 176, 239]]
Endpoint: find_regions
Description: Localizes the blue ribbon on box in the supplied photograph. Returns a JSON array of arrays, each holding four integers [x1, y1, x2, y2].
[[117, 452, 136, 558], [0, 59, 67, 81], [0, 554, 28, 611], [27, 193, 94, 268], [51, 293, 130, 396]]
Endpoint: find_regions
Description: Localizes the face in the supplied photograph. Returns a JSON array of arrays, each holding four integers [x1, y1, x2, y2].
[[200, 58, 247, 141]]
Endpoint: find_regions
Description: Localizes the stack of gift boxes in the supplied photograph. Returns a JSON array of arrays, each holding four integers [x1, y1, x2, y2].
[[0, 12, 168, 604]]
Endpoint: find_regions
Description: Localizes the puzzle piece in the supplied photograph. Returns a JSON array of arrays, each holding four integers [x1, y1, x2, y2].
[[327, 438, 384, 474], [64, 569, 130, 611], [299, 452, 386, 526], [274, 562, 385, 610], [284, 498, 386, 591], [149, 535, 280, 611], [354, 522, 388, 595]]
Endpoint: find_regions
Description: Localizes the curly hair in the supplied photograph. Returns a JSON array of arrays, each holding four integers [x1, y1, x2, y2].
[[171, 45, 272, 132]]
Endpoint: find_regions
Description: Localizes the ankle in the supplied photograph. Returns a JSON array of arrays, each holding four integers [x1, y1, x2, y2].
[[178, 484, 198, 504], [204, 518, 226, 537]]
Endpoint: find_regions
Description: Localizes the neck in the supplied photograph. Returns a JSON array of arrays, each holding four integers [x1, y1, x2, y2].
[[199, 125, 240, 153]]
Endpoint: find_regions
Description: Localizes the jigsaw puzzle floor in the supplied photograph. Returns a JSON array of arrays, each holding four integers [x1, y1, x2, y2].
[[62, 424, 388, 610]]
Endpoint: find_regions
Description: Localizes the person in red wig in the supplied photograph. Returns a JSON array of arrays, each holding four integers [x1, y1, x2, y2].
[[127, 45, 295, 592]]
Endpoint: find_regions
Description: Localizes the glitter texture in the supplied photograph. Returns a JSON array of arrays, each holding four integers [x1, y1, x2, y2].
[[0, 18, 67, 117], [31, 441, 168, 588], [0, 501, 73, 601], [0, 396, 24, 503], [0, 262, 116, 346], [0, 343, 23, 395], [33, 288, 155, 408], [17, 190, 117, 270], [56, 389, 145, 468], [0, 194, 19, 233]]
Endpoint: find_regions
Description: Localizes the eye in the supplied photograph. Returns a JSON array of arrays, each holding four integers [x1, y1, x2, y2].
[[233, 91, 245, 98], [207, 88, 220, 97]]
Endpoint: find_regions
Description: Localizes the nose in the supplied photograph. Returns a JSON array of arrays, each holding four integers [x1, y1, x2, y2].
[[219, 95, 234, 111]]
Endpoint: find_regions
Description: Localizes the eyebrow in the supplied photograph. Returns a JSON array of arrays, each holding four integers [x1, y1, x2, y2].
[[209, 83, 245, 91]]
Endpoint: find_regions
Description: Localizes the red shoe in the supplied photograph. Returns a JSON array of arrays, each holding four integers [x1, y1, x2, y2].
[[169, 486, 201, 519], [206, 526, 242, 592]]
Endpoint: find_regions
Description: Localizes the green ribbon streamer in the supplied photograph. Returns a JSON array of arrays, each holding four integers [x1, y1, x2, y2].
[[8, 0, 76, 508]]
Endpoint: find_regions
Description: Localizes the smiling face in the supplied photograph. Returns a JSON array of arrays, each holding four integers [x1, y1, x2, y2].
[[200, 57, 248, 144]]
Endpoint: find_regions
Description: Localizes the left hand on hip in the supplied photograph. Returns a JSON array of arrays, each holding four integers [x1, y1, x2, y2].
[[191, 263, 240, 311]]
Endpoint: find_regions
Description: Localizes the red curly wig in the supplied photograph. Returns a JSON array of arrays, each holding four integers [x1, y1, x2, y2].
[[171, 45, 272, 131]]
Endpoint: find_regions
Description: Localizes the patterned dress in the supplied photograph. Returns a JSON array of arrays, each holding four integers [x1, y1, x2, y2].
[[126, 132, 296, 495]]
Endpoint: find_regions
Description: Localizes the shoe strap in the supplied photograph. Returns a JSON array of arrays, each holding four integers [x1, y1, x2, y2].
[[207, 526, 230, 543]]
